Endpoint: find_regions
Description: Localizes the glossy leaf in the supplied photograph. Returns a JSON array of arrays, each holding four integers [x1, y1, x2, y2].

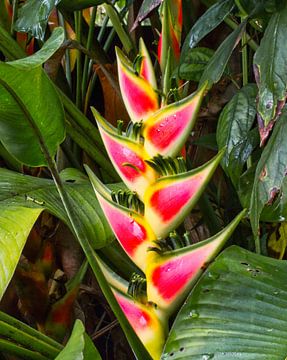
[[113, 288, 167, 360], [92, 108, 157, 199], [143, 84, 207, 158], [59, 0, 105, 11], [0, 168, 114, 249], [146, 210, 245, 314], [86, 166, 156, 271], [131, 0, 162, 30], [0, 62, 65, 167], [0, 206, 42, 300], [116, 47, 159, 123], [144, 151, 223, 238], [14, 0, 61, 40], [178, 47, 214, 82], [181, 0, 234, 60], [163, 245, 287, 359], [250, 106, 287, 240], [200, 20, 247, 89], [55, 319, 101, 360], [8, 27, 64, 69], [253, 4, 287, 144], [217, 84, 258, 187]]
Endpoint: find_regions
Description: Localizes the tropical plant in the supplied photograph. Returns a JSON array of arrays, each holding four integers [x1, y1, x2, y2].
[[0, 0, 287, 359]]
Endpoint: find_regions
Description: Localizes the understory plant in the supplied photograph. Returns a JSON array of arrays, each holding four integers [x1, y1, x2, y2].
[[0, 0, 287, 359]]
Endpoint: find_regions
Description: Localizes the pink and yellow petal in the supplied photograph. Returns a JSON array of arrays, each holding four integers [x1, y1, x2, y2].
[[146, 210, 246, 313], [113, 288, 167, 360], [139, 38, 157, 90], [143, 84, 207, 158], [116, 47, 159, 123], [144, 151, 224, 238], [92, 108, 157, 198]]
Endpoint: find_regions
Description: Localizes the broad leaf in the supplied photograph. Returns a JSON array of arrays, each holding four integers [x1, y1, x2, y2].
[[0, 206, 42, 300], [14, 0, 61, 40], [55, 319, 101, 360], [253, 3, 287, 144], [0, 168, 114, 249], [131, 0, 162, 30], [217, 84, 258, 187], [0, 62, 65, 167], [178, 47, 214, 82], [181, 0, 234, 60], [163, 245, 287, 359], [8, 27, 64, 69], [200, 20, 247, 89], [250, 106, 287, 239]]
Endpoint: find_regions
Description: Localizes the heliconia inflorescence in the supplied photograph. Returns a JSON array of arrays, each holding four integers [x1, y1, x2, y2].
[[86, 11, 245, 358]]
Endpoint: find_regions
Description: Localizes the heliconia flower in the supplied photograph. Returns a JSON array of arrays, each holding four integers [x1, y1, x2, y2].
[[85, 165, 157, 271], [143, 83, 207, 158], [138, 38, 157, 90], [144, 151, 224, 238], [146, 210, 246, 313], [112, 286, 167, 360], [158, 0, 182, 72], [116, 47, 159, 123], [91, 108, 157, 199]]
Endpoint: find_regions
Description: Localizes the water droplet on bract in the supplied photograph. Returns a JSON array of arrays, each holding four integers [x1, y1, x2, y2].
[[189, 310, 199, 318], [129, 218, 134, 224], [157, 128, 161, 132]]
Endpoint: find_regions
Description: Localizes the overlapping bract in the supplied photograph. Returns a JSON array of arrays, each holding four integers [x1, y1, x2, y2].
[[87, 40, 244, 359]]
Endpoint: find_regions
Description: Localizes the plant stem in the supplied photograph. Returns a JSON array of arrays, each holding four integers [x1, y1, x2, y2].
[[58, 11, 72, 90], [10, 0, 18, 38], [241, 27, 248, 86], [0, 24, 26, 60], [103, 3, 135, 56], [82, 6, 97, 97], [224, 17, 258, 51], [198, 194, 222, 235], [75, 11, 83, 109]]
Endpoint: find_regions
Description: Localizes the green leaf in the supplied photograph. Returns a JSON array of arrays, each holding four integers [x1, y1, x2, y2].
[[59, 0, 106, 11], [7, 27, 64, 69], [0, 62, 65, 167], [217, 84, 259, 187], [0, 168, 114, 249], [254, 3, 287, 141], [178, 47, 214, 82], [55, 319, 101, 360], [250, 106, 287, 239], [163, 245, 287, 359], [199, 20, 247, 89], [181, 0, 234, 59], [131, 0, 162, 30], [0, 206, 42, 300], [14, 0, 61, 40]]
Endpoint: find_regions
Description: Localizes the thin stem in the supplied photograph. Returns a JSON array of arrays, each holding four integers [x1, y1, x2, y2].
[[198, 194, 222, 235], [224, 17, 258, 51], [255, 236, 261, 254], [58, 11, 72, 90], [10, 0, 18, 38], [241, 28, 248, 86], [82, 6, 97, 97], [75, 11, 83, 109]]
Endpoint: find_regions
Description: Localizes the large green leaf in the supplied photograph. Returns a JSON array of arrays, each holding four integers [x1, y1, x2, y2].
[[0, 206, 42, 300], [14, 0, 62, 40], [250, 106, 287, 240], [55, 320, 101, 360], [0, 60, 65, 167], [163, 245, 287, 359], [217, 84, 259, 187], [199, 20, 247, 89], [253, 3, 287, 142], [181, 0, 234, 60], [0, 168, 114, 249]]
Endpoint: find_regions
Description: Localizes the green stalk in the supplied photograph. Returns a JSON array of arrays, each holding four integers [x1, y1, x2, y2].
[[241, 27, 248, 86], [0, 24, 26, 60], [58, 11, 72, 90], [0, 339, 48, 360], [198, 193, 222, 235], [10, 0, 18, 37], [224, 17, 258, 51], [0, 312, 62, 351], [103, 3, 135, 56], [75, 11, 83, 108], [82, 6, 97, 97], [0, 321, 60, 359]]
